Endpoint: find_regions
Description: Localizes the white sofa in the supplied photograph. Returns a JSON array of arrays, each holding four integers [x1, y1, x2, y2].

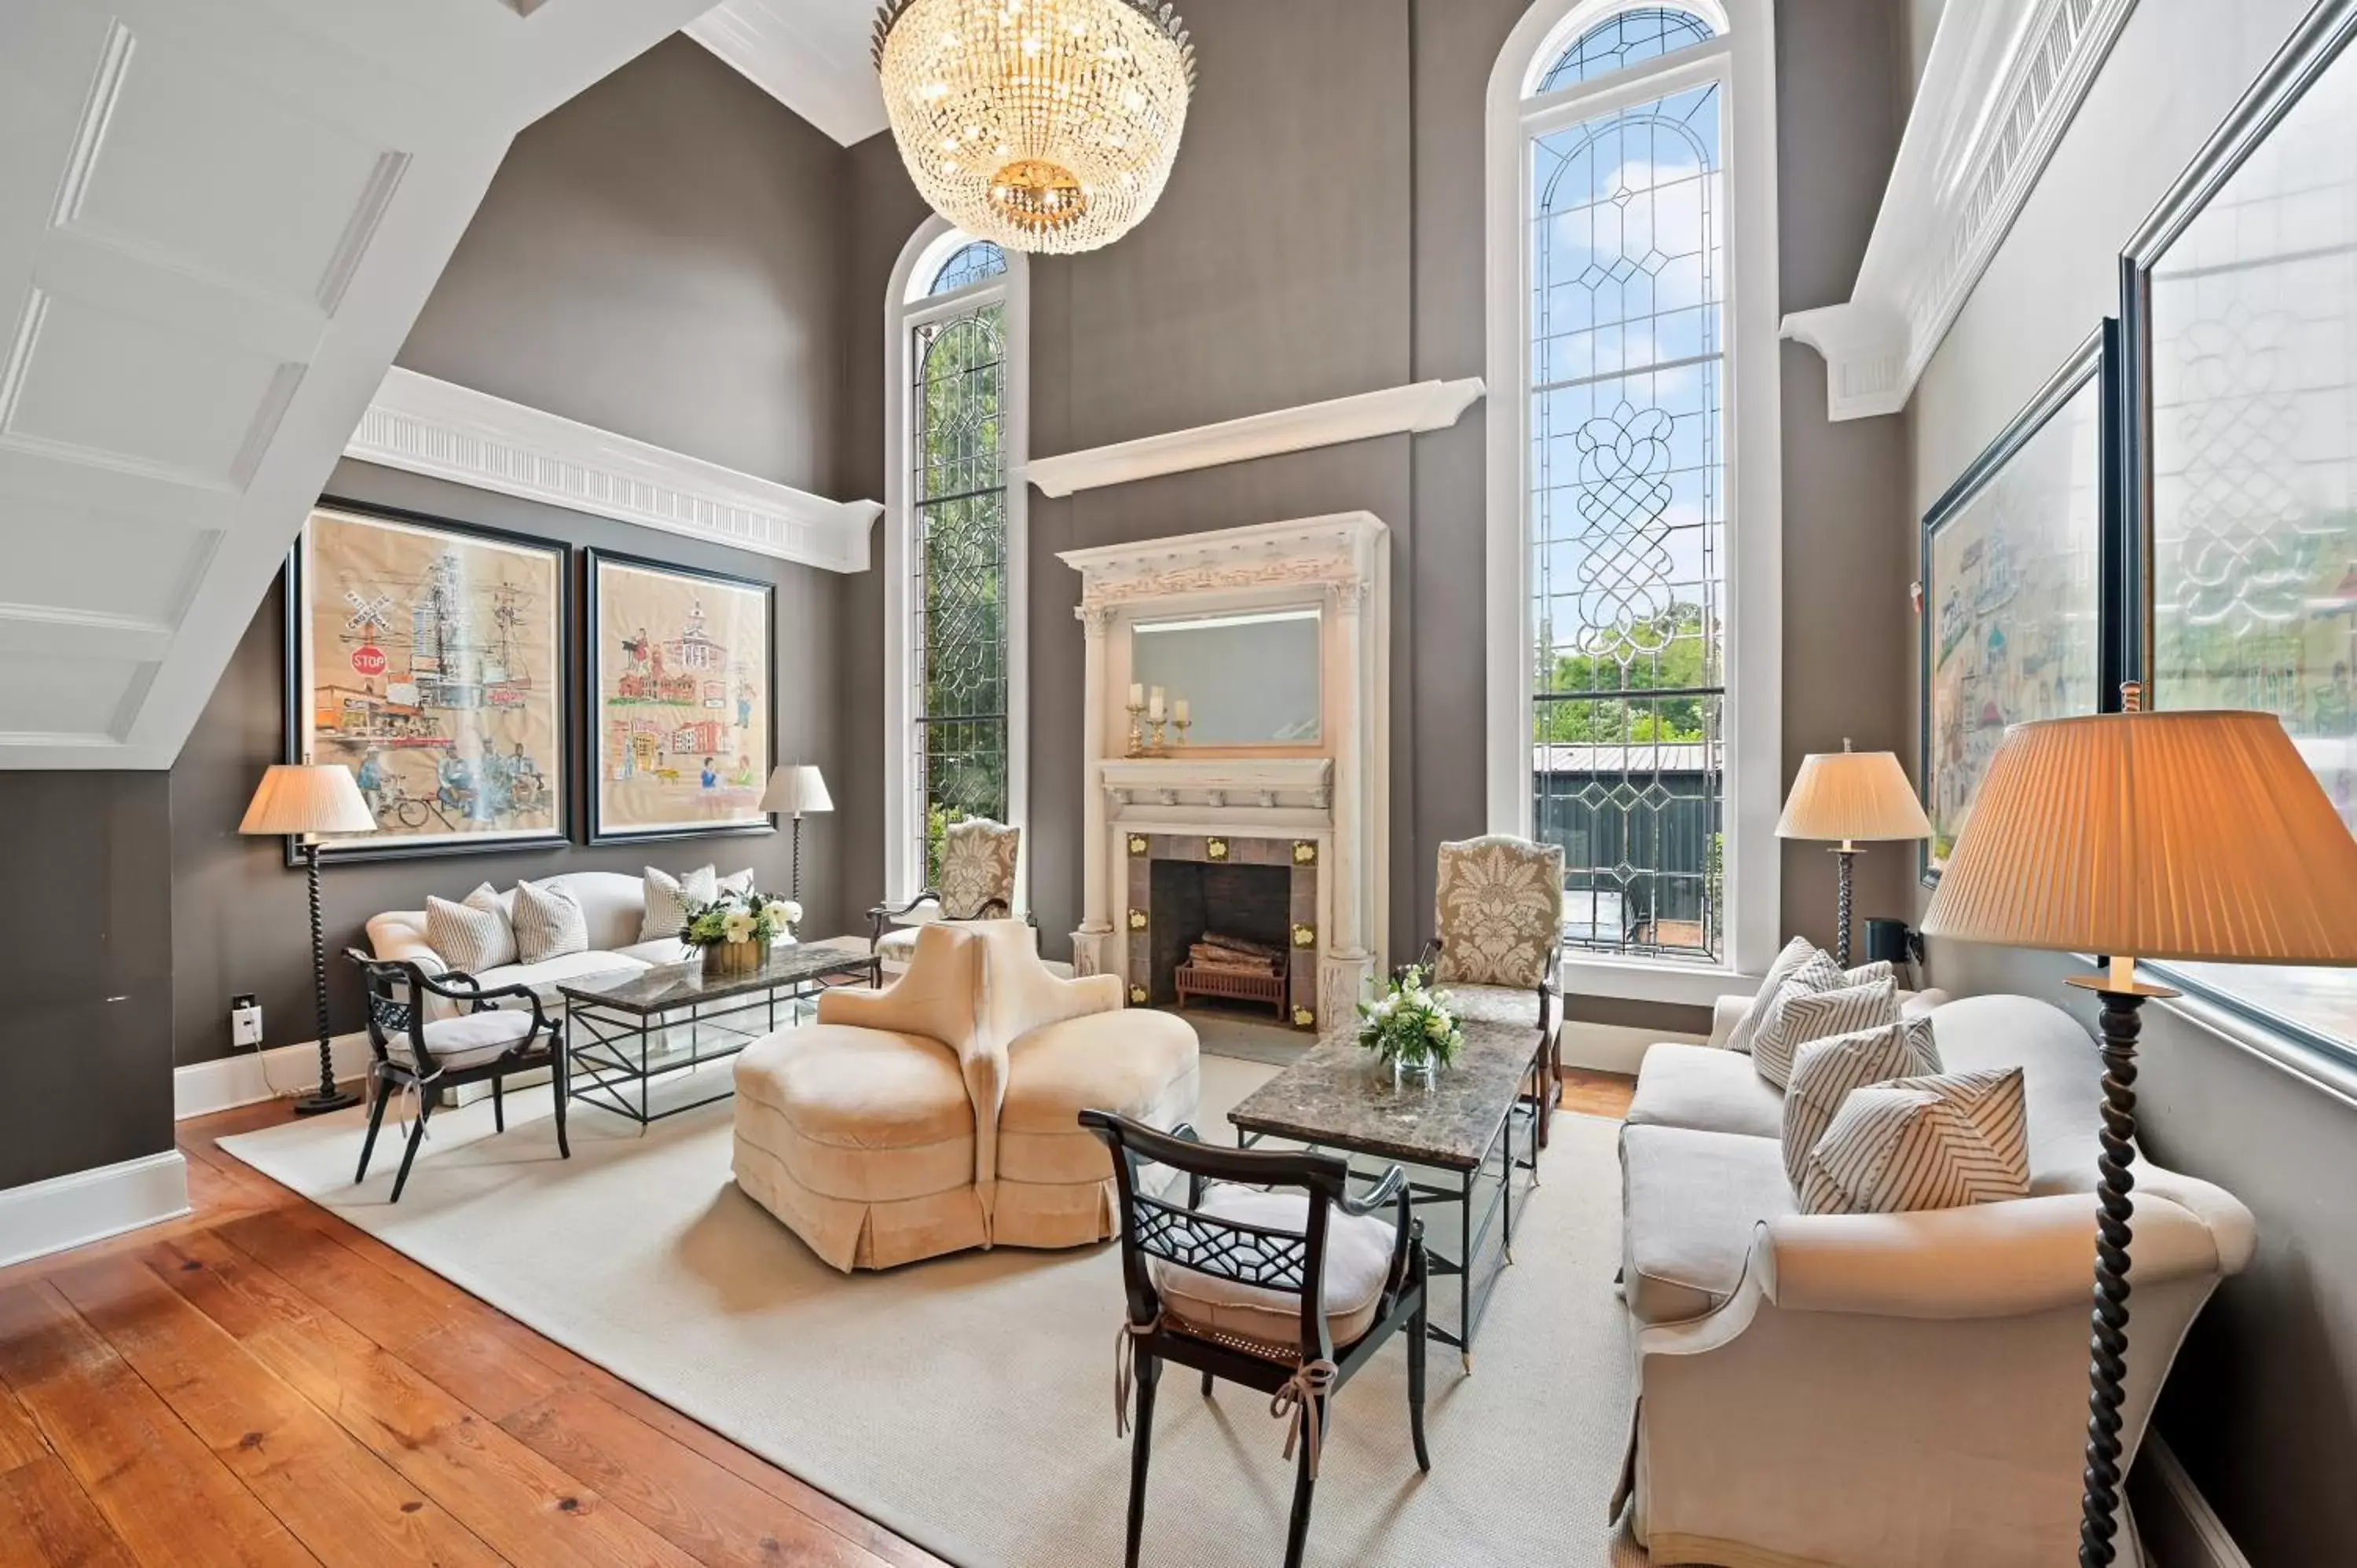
[[1618, 991, 2256, 1568], [365, 870, 789, 1020]]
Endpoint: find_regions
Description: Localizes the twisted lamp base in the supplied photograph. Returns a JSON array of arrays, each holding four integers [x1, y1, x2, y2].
[[292, 841, 360, 1116]]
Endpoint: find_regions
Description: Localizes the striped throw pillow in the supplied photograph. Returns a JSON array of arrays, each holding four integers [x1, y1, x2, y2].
[[513, 877, 588, 964], [640, 864, 720, 941], [424, 883, 515, 973], [1842, 960, 1896, 988], [1735, 933, 1838, 1056], [1797, 1068, 2031, 1215], [1752, 976, 1898, 1090], [1780, 1016, 1942, 1190]]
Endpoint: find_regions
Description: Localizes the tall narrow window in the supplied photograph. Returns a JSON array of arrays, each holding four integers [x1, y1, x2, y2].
[[1487, 0, 1778, 996], [886, 227, 1029, 902]]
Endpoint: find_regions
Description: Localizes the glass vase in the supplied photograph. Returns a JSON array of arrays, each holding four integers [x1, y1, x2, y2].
[[1391, 1052, 1439, 1090]]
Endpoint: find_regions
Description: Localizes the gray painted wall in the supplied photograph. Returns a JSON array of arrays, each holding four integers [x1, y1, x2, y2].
[[834, 0, 1909, 1039], [1903, 1, 2349, 1559]]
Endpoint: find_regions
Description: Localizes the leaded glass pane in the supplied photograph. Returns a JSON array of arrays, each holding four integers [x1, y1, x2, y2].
[[1537, 8, 1714, 94], [911, 302, 1010, 884], [930, 240, 1008, 295], [1530, 78, 1725, 964], [2147, 43, 2357, 1046]]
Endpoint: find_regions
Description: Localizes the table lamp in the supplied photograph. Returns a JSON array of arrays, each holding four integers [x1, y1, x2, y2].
[[761, 764, 833, 904], [1775, 739, 1932, 965], [238, 761, 378, 1115], [1920, 687, 2357, 1566]]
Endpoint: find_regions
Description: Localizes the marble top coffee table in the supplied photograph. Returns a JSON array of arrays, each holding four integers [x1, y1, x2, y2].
[[1226, 1015, 1545, 1368]]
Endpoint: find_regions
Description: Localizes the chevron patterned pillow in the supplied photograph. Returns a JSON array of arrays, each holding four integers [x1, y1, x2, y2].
[[1728, 937, 1834, 1055], [1751, 976, 1898, 1090], [1780, 1015, 1942, 1190], [1797, 1067, 2031, 1215]]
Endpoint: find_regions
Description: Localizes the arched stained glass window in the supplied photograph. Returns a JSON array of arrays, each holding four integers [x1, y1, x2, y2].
[[1536, 7, 1714, 94], [929, 240, 1007, 296]]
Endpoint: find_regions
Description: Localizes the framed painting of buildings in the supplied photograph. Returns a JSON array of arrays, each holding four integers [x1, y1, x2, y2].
[[585, 550, 775, 843], [1918, 322, 2118, 885], [288, 500, 571, 862]]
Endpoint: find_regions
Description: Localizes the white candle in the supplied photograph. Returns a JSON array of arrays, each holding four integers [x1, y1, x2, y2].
[[1127, 682, 1144, 709], [1174, 698, 1189, 724], [1149, 687, 1165, 720]]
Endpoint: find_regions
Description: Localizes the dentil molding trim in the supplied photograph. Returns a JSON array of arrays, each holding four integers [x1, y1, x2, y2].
[[1781, 0, 2138, 419], [347, 368, 884, 573], [1027, 379, 1485, 499]]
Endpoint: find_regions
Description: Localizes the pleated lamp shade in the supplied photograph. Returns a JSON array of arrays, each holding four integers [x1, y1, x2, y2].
[[237, 764, 376, 837], [1920, 709, 2357, 964], [761, 764, 834, 816], [1776, 746, 1932, 844]]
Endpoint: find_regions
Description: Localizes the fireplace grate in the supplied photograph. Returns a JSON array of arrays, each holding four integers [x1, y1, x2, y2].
[[1175, 958, 1290, 1020]]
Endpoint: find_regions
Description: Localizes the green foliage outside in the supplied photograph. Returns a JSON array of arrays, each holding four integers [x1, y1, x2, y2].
[[1532, 603, 1717, 744]]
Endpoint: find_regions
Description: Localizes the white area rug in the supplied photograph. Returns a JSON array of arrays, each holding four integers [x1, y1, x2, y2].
[[219, 1053, 1644, 1567]]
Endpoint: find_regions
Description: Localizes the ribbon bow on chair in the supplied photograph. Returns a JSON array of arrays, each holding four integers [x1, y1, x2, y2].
[[1113, 1313, 1162, 1438], [1270, 1358, 1340, 1478]]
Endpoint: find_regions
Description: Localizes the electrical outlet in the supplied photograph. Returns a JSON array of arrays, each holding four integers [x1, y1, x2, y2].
[[230, 994, 263, 1049]]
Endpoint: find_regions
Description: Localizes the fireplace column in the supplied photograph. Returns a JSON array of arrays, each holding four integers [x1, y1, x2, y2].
[[1321, 580, 1377, 1026], [1072, 603, 1116, 977]]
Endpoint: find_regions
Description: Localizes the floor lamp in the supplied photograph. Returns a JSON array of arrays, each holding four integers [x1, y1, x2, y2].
[[238, 762, 379, 1116], [1774, 740, 1931, 966], [1919, 691, 2357, 1566], [761, 764, 833, 905]]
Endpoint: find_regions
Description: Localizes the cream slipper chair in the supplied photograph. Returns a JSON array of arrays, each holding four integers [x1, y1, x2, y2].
[[972, 921, 1202, 1251], [731, 921, 995, 1271]]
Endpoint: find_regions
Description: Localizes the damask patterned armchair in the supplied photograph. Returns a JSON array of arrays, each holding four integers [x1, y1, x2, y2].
[[1421, 835, 1567, 1145], [868, 817, 1025, 962]]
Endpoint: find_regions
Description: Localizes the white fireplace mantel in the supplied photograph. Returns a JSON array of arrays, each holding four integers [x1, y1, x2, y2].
[[1063, 513, 1390, 1029]]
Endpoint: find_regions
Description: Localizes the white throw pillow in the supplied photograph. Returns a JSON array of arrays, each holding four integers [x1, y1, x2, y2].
[[1780, 1016, 1942, 1190], [423, 883, 515, 973], [718, 868, 756, 899], [1728, 937, 1832, 1055], [513, 877, 589, 964], [1798, 1067, 2031, 1215], [1752, 975, 1897, 1090], [1842, 960, 1896, 988], [640, 864, 720, 942]]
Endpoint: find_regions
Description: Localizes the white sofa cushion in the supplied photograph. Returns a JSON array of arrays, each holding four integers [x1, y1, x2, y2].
[[424, 883, 515, 973], [472, 949, 649, 1006], [1148, 1185, 1398, 1350], [514, 877, 588, 963], [415, 1009, 537, 1072], [1621, 1123, 1794, 1324], [1780, 1017, 1942, 1189], [1752, 976, 1898, 1090], [612, 936, 695, 967], [1798, 1068, 2032, 1216], [1626, 1042, 1786, 1140]]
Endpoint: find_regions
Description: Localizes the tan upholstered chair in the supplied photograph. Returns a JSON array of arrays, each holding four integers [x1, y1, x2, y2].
[[867, 817, 1022, 964], [1428, 834, 1565, 1142], [731, 918, 1200, 1269]]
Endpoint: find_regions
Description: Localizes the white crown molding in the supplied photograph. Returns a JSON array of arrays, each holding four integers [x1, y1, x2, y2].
[[684, 0, 889, 148], [346, 367, 883, 573], [1026, 379, 1485, 499], [0, 1149, 189, 1269], [1781, 0, 2138, 419]]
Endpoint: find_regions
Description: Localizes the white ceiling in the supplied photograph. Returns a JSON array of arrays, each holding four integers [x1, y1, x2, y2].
[[685, 0, 891, 147]]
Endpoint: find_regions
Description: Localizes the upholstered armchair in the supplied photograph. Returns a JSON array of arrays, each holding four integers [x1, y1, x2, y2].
[[1424, 834, 1566, 1144], [867, 817, 1024, 962]]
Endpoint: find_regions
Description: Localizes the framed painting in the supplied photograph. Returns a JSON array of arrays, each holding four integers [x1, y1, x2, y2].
[[585, 550, 775, 843], [288, 500, 571, 862], [1918, 322, 2118, 885], [2121, 0, 2357, 1051]]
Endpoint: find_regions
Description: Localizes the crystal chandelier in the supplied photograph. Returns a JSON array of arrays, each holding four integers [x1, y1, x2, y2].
[[872, 0, 1196, 255]]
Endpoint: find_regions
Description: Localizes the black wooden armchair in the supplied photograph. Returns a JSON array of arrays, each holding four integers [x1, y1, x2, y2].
[[346, 950, 570, 1202], [1081, 1111, 1430, 1568]]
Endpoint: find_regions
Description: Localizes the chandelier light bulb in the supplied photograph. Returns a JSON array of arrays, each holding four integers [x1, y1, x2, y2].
[[874, 0, 1195, 255]]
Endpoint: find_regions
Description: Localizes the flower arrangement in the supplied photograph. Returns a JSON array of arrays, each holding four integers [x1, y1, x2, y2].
[[1357, 965, 1463, 1083], [680, 891, 801, 975]]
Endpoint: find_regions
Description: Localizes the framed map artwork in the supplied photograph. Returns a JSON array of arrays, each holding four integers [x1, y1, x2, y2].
[[586, 551, 775, 842], [288, 500, 570, 861], [1919, 324, 2117, 885]]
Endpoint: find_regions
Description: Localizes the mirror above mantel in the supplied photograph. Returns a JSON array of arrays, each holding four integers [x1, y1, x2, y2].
[[1130, 607, 1322, 748]]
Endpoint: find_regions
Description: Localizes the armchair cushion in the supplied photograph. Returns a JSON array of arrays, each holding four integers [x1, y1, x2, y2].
[[1149, 1185, 1398, 1350], [1441, 981, 1544, 1031], [1626, 1042, 1787, 1140], [1622, 1123, 1794, 1324], [1431, 835, 1565, 989], [416, 1009, 537, 1072], [424, 884, 515, 973]]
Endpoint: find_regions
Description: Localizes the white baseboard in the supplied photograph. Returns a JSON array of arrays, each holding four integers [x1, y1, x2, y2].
[[2131, 1437, 2252, 1568], [0, 1151, 192, 1269], [1559, 1020, 1699, 1075], [175, 1031, 374, 1120]]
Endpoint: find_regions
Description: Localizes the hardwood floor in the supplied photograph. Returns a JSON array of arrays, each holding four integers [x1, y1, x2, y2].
[[1, 1067, 1637, 1567]]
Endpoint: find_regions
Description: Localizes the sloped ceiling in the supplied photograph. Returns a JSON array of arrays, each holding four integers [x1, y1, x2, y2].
[[685, 0, 892, 146], [0, 0, 713, 769]]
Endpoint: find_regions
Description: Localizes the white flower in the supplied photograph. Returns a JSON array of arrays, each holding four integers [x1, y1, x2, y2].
[[780, 900, 803, 925], [1424, 1013, 1449, 1040], [723, 910, 757, 943]]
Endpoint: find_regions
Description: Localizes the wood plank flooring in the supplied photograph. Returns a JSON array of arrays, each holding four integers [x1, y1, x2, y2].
[[0, 1068, 1636, 1566]]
